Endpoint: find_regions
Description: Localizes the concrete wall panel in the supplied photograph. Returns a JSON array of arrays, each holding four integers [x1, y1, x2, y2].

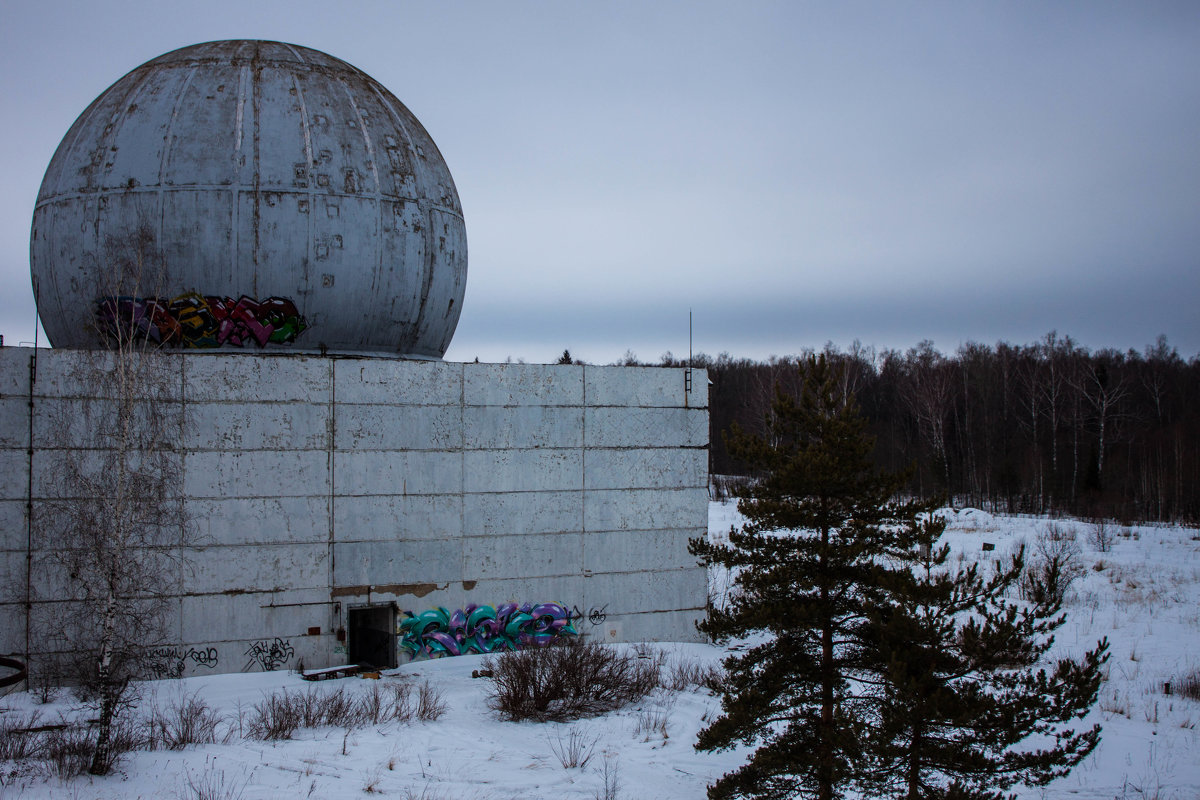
[[585, 366, 707, 409], [0, 348, 31, 395], [335, 494, 462, 541], [335, 537, 463, 587], [464, 363, 583, 407], [462, 531, 583, 581], [584, 488, 709, 532], [334, 358, 461, 406], [585, 447, 707, 490], [188, 496, 329, 546], [336, 450, 462, 496], [2, 349, 708, 675], [464, 405, 583, 450], [186, 542, 329, 595], [464, 449, 582, 493], [336, 404, 461, 451], [587, 567, 708, 617], [463, 490, 582, 537], [583, 529, 699, 575], [185, 401, 330, 451], [0, 396, 27, 448], [184, 450, 330, 499], [0, 500, 26, 552], [585, 407, 708, 448], [184, 355, 330, 403]]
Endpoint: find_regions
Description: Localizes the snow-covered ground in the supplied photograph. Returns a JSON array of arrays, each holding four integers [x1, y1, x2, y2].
[[2, 503, 1198, 799]]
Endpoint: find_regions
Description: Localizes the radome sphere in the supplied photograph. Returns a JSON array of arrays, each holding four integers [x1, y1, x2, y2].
[[31, 40, 466, 357]]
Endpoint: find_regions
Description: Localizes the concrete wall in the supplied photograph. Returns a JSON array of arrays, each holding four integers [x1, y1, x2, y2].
[[0, 347, 709, 677]]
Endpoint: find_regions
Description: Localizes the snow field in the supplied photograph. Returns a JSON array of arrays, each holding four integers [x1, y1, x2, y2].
[[1, 503, 1197, 799]]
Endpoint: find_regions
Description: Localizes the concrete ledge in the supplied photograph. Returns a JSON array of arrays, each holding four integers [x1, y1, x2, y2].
[[464, 363, 583, 407], [185, 354, 330, 403], [585, 365, 708, 409], [585, 406, 708, 448], [334, 358, 461, 405]]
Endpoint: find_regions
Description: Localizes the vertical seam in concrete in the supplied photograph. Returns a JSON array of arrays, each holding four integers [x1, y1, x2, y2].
[[178, 354, 188, 648], [580, 364, 587, 623], [328, 357, 336, 623], [24, 350, 36, 667], [459, 361, 466, 594]]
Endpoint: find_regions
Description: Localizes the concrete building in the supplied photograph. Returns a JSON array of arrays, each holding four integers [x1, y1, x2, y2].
[[1, 41, 708, 678], [0, 349, 708, 675]]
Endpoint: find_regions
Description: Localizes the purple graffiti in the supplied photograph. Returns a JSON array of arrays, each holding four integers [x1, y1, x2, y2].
[[400, 602, 578, 659], [94, 293, 308, 348]]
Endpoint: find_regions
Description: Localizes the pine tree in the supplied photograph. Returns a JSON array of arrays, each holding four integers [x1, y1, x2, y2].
[[690, 356, 938, 800], [861, 519, 1108, 800]]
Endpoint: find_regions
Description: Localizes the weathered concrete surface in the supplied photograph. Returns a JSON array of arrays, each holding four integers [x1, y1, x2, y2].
[[31, 41, 466, 358], [0, 349, 709, 676]]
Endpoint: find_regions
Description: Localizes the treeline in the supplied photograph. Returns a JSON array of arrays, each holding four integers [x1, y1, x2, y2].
[[651, 333, 1200, 523]]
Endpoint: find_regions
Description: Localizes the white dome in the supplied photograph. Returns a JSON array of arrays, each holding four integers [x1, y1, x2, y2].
[[31, 40, 466, 357]]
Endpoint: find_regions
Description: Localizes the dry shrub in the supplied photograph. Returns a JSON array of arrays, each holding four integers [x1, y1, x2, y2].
[[178, 763, 248, 800], [1020, 522, 1085, 607], [0, 710, 46, 760], [246, 680, 438, 740], [44, 717, 139, 779], [148, 689, 221, 750], [663, 654, 724, 694], [1175, 669, 1200, 702], [485, 640, 660, 722], [547, 727, 598, 769], [246, 691, 302, 740], [415, 680, 447, 722]]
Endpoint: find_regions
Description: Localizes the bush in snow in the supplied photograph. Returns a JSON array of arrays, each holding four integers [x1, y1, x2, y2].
[[485, 640, 659, 722]]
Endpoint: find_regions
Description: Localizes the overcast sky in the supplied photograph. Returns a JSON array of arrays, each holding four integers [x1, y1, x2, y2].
[[3, 1, 1198, 364]]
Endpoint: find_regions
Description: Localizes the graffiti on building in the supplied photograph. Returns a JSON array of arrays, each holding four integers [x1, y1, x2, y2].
[[143, 646, 220, 679], [243, 637, 295, 672], [94, 293, 308, 348], [569, 604, 609, 626], [399, 602, 577, 659]]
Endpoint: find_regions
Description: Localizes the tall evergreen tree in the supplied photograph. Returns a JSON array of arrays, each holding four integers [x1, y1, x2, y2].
[[690, 356, 938, 800], [862, 520, 1108, 800]]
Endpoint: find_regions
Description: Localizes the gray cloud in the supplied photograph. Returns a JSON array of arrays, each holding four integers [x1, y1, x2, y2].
[[4, 1, 1198, 360]]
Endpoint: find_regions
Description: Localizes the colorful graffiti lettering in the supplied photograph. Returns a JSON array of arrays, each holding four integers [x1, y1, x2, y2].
[[143, 646, 220, 679], [243, 637, 295, 672], [399, 602, 577, 659], [94, 293, 308, 348]]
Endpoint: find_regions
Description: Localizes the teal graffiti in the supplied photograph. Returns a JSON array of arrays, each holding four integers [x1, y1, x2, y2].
[[400, 602, 577, 659]]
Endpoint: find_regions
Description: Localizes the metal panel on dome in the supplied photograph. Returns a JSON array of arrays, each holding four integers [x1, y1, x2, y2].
[[31, 40, 466, 357]]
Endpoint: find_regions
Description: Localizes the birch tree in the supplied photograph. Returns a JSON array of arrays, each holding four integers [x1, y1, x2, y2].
[[35, 225, 192, 775]]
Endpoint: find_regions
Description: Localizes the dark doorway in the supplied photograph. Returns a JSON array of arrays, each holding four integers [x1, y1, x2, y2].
[[348, 605, 397, 669]]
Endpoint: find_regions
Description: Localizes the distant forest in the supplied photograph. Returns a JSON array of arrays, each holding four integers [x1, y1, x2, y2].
[[636, 333, 1198, 524]]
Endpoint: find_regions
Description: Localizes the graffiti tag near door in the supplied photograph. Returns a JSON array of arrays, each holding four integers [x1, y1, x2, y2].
[[400, 602, 577, 659], [243, 637, 295, 671]]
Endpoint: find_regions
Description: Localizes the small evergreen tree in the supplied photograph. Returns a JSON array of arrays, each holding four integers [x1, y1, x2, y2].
[[690, 356, 937, 800], [862, 520, 1108, 800]]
